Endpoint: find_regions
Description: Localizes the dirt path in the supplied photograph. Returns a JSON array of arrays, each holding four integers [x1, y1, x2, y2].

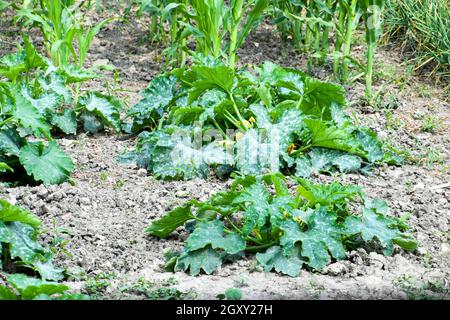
[[0, 12, 449, 300]]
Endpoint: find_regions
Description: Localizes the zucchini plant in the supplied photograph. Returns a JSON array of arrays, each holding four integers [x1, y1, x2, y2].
[[0, 39, 73, 185], [0, 199, 89, 300], [0, 199, 63, 281], [120, 58, 402, 181], [0, 37, 123, 185], [0, 273, 89, 300], [148, 173, 417, 276]]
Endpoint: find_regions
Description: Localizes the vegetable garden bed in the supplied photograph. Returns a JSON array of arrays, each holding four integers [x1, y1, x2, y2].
[[0, 1, 449, 300]]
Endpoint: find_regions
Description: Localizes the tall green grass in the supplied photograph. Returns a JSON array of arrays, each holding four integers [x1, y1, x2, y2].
[[384, 0, 450, 80]]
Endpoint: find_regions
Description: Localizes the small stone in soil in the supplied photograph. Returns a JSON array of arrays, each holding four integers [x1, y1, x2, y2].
[[137, 168, 147, 177]]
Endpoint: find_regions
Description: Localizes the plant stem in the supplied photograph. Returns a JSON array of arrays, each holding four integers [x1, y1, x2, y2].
[[229, 0, 244, 68], [225, 217, 263, 245], [365, 40, 376, 99], [223, 110, 240, 128], [150, 10, 158, 40], [295, 95, 304, 109], [0, 117, 14, 128], [293, 17, 302, 50], [313, 22, 321, 65], [304, 14, 312, 54], [74, 83, 80, 107], [333, 4, 346, 79], [341, 0, 358, 82], [225, 217, 241, 233], [319, 0, 333, 65], [245, 241, 278, 253], [180, 0, 188, 66], [212, 118, 229, 140], [170, 7, 178, 65], [228, 28, 238, 68], [290, 143, 312, 156], [227, 91, 247, 130]]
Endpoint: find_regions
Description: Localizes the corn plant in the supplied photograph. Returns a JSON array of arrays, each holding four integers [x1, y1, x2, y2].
[[14, 0, 77, 66], [273, 0, 386, 99], [129, 0, 187, 65], [185, 0, 224, 60], [135, 0, 269, 66], [360, 0, 384, 99], [161, 0, 269, 67], [0, 0, 11, 12], [14, 0, 112, 69], [13, 0, 116, 108], [282, 1, 335, 67], [134, 0, 180, 44], [339, 0, 360, 81], [272, 1, 343, 67], [71, 18, 115, 68]]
